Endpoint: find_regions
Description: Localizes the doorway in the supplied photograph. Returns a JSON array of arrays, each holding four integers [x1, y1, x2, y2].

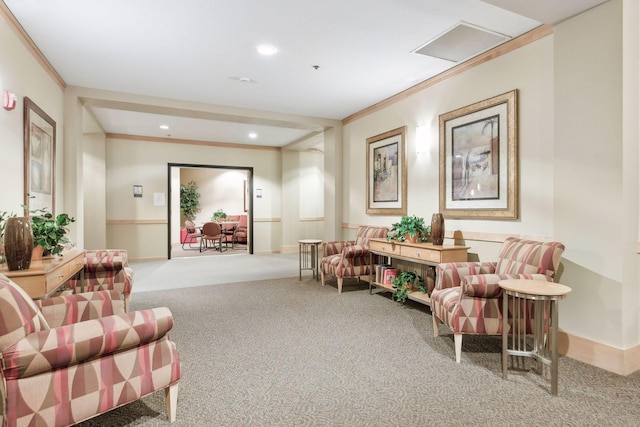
[[167, 163, 253, 259]]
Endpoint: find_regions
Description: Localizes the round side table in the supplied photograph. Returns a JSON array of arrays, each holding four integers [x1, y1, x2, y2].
[[498, 279, 571, 396], [298, 239, 322, 281]]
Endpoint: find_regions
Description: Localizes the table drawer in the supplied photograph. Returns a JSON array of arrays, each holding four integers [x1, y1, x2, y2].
[[369, 240, 401, 255], [45, 270, 67, 293], [400, 246, 442, 263]]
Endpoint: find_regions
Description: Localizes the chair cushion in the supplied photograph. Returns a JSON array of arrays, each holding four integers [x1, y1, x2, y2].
[[0, 275, 49, 352], [495, 237, 565, 277]]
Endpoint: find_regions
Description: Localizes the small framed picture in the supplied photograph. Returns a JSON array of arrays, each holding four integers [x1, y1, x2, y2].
[[133, 185, 143, 198], [366, 126, 407, 215]]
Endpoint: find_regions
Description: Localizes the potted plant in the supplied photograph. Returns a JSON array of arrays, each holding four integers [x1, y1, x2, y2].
[[212, 209, 227, 223], [29, 208, 76, 256], [387, 215, 429, 243], [180, 180, 201, 221], [392, 271, 421, 303]]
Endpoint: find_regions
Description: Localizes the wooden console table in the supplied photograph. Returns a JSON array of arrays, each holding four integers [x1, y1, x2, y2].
[[0, 249, 84, 299], [368, 238, 468, 306]]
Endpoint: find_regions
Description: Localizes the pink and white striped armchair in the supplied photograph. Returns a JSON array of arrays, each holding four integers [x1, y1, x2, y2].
[[431, 237, 565, 363], [71, 249, 134, 311], [0, 273, 181, 426], [320, 226, 388, 293]]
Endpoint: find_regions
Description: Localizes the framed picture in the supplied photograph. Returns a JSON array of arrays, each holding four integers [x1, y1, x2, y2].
[[24, 97, 56, 215], [439, 90, 518, 219], [366, 126, 407, 215]]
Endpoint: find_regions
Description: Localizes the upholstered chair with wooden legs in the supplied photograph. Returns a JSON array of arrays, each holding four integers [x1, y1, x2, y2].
[[431, 237, 565, 363], [0, 273, 181, 426], [320, 226, 388, 293], [70, 249, 134, 312]]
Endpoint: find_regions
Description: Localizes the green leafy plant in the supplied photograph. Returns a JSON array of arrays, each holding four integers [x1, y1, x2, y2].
[[29, 208, 75, 256], [180, 180, 201, 221], [0, 211, 17, 241], [392, 271, 419, 303], [387, 215, 429, 243], [212, 209, 227, 222]]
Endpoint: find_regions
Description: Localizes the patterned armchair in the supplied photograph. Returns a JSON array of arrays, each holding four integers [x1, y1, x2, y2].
[[0, 273, 181, 426], [431, 237, 565, 363], [71, 249, 134, 311], [320, 226, 388, 293]]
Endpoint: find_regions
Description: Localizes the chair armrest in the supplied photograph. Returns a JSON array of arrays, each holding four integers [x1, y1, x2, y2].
[[342, 244, 369, 258], [462, 273, 553, 298], [435, 262, 496, 290], [322, 240, 355, 257], [2, 307, 174, 380], [85, 249, 129, 273], [35, 290, 126, 327]]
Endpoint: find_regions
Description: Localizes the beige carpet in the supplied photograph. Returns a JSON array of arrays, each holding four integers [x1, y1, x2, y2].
[[77, 273, 640, 426]]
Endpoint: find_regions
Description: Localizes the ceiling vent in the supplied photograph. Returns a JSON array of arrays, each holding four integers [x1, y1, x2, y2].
[[412, 22, 510, 62]]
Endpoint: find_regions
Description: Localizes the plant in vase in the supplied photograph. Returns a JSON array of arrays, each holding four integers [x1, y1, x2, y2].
[[212, 209, 227, 223], [392, 271, 421, 303], [386, 215, 429, 243], [29, 208, 76, 256]]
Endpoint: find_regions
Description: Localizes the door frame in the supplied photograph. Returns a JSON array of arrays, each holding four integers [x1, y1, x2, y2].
[[167, 163, 254, 258]]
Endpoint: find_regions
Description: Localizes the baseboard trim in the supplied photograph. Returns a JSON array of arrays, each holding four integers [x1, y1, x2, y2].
[[559, 331, 640, 376]]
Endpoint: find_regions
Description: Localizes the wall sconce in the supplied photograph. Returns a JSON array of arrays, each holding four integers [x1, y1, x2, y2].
[[416, 125, 428, 155]]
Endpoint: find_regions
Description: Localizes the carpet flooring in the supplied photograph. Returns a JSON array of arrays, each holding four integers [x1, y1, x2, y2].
[[76, 271, 640, 426]]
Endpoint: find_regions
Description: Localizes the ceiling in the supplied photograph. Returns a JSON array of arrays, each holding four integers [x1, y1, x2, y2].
[[3, 0, 608, 148]]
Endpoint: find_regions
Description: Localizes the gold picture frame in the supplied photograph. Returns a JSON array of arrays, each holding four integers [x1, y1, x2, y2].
[[439, 90, 518, 219], [24, 97, 56, 215], [366, 126, 407, 215]]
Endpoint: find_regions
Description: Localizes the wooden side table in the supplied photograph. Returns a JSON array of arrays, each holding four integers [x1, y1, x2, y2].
[[499, 279, 571, 395], [0, 249, 84, 299], [299, 239, 322, 281]]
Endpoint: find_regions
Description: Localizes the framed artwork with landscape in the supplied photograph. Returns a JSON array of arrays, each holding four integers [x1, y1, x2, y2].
[[24, 97, 56, 215], [366, 126, 407, 215], [439, 90, 518, 219]]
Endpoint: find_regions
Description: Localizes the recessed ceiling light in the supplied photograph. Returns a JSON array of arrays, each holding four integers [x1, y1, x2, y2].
[[159, 125, 169, 130], [256, 44, 278, 55], [248, 132, 258, 139]]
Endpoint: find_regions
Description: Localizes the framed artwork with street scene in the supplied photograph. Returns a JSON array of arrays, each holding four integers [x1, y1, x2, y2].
[[366, 126, 407, 215], [439, 90, 518, 219]]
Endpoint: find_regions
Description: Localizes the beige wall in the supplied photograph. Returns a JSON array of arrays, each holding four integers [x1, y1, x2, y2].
[[341, 0, 640, 373], [180, 167, 247, 227], [105, 136, 282, 257], [0, 12, 65, 218], [82, 107, 107, 249], [282, 147, 324, 252]]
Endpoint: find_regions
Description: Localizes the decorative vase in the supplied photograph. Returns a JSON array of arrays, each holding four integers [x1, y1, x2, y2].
[[4, 217, 34, 271], [430, 213, 445, 246]]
